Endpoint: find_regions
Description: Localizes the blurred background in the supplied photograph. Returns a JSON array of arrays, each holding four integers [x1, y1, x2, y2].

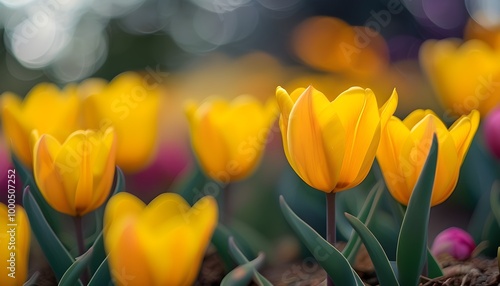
[[2, 0, 500, 272], [0, 0, 496, 92]]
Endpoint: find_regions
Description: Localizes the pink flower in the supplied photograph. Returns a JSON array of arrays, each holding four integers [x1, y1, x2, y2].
[[431, 227, 476, 260], [484, 107, 500, 159]]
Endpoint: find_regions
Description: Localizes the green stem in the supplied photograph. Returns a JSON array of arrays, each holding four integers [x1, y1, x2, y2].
[[326, 191, 336, 286], [223, 183, 231, 225], [74, 216, 90, 285]]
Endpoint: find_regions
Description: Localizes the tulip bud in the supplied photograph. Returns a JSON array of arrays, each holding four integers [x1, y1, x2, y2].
[[431, 227, 475, 260], [484, 107, 500, 159]]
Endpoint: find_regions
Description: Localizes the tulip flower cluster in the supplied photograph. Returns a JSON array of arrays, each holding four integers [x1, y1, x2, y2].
[[0, 31, 494, 285], [2, 72, 160, 175]]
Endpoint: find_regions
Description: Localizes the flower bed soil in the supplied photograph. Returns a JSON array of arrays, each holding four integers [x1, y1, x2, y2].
[[197, 246, 500, 286]]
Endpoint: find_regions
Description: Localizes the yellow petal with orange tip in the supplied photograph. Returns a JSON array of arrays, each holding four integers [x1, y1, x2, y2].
[[33, 134, 76, 215], [2, 105, 31, 167], [449, 110, 480, 163], [376, 117, 411, 204], [1, 84, 80, 169], [325, 87, 380, 188], [103, 192, 145, 240], [287, 86, 337, 192], [379, 89, 399, 128], [403, 109, 439, 128], [187, 99, 230, 182], [108, 220, 154, 286], [87, 128, 117, 208], [81, 72, 160, 173], [187, 94, 277, 183], [103, 193, 218, 286], [33, 128, 117, 216]]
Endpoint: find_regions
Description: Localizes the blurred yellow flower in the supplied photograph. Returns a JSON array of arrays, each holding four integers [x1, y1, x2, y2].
[[420, 39, 500, 117], [185, 95, 277, 183], [377, 109, 480, 206], [291, 16, 389, 77], [33, 127, 116, 216], [104, 192, 218, 286], [81, 72, 161, 173], [276, 86, 397, 192], [1, 83, 80, 168], [0, 204, 30, 286]]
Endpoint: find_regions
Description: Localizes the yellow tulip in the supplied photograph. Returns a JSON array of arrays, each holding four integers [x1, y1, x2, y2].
[[377, 109, 480, 206], [1, 83, 80, 168], [81, 72, 161, 173], [276, 85, 398, 192], [0, 204, 30, 286], [420, 39, 500, 117], [32, 127, 116, 216], [185, 95, 277, 183], [104, 193, 218, 286]]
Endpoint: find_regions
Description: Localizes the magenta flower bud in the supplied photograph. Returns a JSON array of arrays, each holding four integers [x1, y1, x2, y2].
[[484, 107, 500, 159], [431, 227, 476, 260]]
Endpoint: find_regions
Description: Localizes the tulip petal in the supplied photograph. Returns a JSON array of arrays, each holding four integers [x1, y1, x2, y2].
[[33, 135, 76, 215], [276, 87, 295, 126], [0, 205, 30, 286], [188, 99, 230, 181], [287, 86, 337, 192], [399, 115, 437, 203], [55, 131, 87, 214], [108, 220, 154, 286], [104, 193, 145, 238], [2, 104, 31, 167], [82, 73, 160, 173], [379, 89, 399, 128], [377, 117, 411, 205], [431, 133, 460, 206], [449, 110, 480, 163], [88, 128, 117, 211], [318, 113, 346, 190], [142, 193, 190, 230], [75, 135, 94, 215], [325, 87, 380, 188], [25, 83, 80, 141], [403, 109, 438, 129], [339, 123, 381, 191], [190, 195, 219, 247]]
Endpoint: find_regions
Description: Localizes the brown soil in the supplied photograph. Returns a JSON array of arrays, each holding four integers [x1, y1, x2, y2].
[[197, 245, 500, 286]]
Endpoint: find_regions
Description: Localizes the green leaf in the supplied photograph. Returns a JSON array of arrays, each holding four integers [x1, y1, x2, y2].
[[212, 223, 256, 271], [88, 257, 111, 286], [89, 232, 105, 275], [59, 247, 94, 286], [228, 237, 272, 286], [220, 252, 266, 286], [345, 213, 399, 286], [490, 181, 500, 228], [427, 249, 443, 278], [397, 134, 438, 286], [279, 195, 362, 286], [212, 224, 238, 270], [343, 181, 384, 263], [23, 187, 75, 282]]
